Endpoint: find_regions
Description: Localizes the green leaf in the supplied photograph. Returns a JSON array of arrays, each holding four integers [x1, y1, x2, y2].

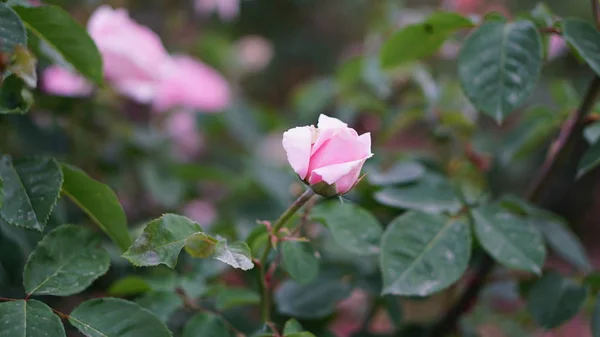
[[213, 239, 254, 271], [138, 161, 184, 208], [562, 19, 600, 77], [0, 300, 65, 337], [293, 78, 336, 122], [143, 269, 178, 292], [527, 272, 587, 329], [384, 295, 403, 329], [500, 196, 590, 272], [374, 175, 462, 214], [61, 164, 131, 251], [533, 216, 591, 272], [0, 3, 26, 53], [473, 204, 545, 274], [530, 3, 555, 28], [182, 312, 234, 337], [380, 211, 471, 296], [504, 106, 560, 160], [312, 202, 383, 256], [592, 294, 600, 337], [69, 298, 172, 337], [184, 232, 218, 258], [484, 12, 508, 22], [286, 333, 316, 337], [249, 324, 272, 337], [381, 12, 474, 68], [215, 287, 260, 311], [283, 318, 304, 334], [14, 5, 103, 84], [3, 0, 34, 7], [246, 225, 269, 257], [0, 74, 32, 114], [282, 241, 319, 284], [0, 156, 62, 231], [282, 320, 317, 337], [23, 224, 110, 296], [367, 161, 425, 186], [577, 140, 600, 178], [123, 214, 202, 268], [179, 274, 207, 299], [135, 291, 183, 322], [9, 46, 37, 88], [584, 272, 600, 294], [585, 121, 600, 144], [275, 278, 351, 319], [108, 276, 152, 297], [458, 20, 542, 122]]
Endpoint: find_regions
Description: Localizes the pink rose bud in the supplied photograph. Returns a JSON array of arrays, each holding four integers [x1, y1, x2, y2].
[[282, 114, 373, 196], [153, 55, 230, 113], [41, 65, 93, 97], [87, 6, 169, 103]]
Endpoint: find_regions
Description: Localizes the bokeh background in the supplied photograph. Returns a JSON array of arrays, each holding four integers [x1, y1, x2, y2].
[[2, 0, 600, 336]]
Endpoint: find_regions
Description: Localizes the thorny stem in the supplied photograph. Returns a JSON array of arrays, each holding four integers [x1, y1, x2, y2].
[[257, 188, 316, 323], [538, 27, 561, 35], [526, 76, 600, 201]]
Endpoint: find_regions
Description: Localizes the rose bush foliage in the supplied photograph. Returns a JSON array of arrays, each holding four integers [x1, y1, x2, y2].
[[2, 0, 600, 337]]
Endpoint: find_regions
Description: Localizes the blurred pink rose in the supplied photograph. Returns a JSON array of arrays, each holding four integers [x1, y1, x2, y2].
[[444, 0, 481, 14], [329, 289, 369, 337], [41, 65, 93, 97], [182, 199, 217, 227], [195, 0, 241, 21], [536, 315, 591, 337], [166, 110, 204, 159], [282, 114, 373, 195], [153, 55, 230, 113], [87, 5, 169, 103], [259, 132, 288, 165], [234, 35, 273, 73]]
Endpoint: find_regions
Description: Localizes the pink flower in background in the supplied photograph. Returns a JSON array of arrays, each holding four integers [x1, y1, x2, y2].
[[329, 289, 370, 337], [234, 35, 273, 73], [166, 110, 204, 159], [195, 0, 241, 21], [549, 35, 567, 59], [536, 315, 591, 337], [86, 6, 230, 113], [41, 65, 93, 97], [282, 114, 373, 195], [153, 55, 230, 113], [444, 0, 481, 14], [87, 6, 169, 103], [182, 199, 217, 227]]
